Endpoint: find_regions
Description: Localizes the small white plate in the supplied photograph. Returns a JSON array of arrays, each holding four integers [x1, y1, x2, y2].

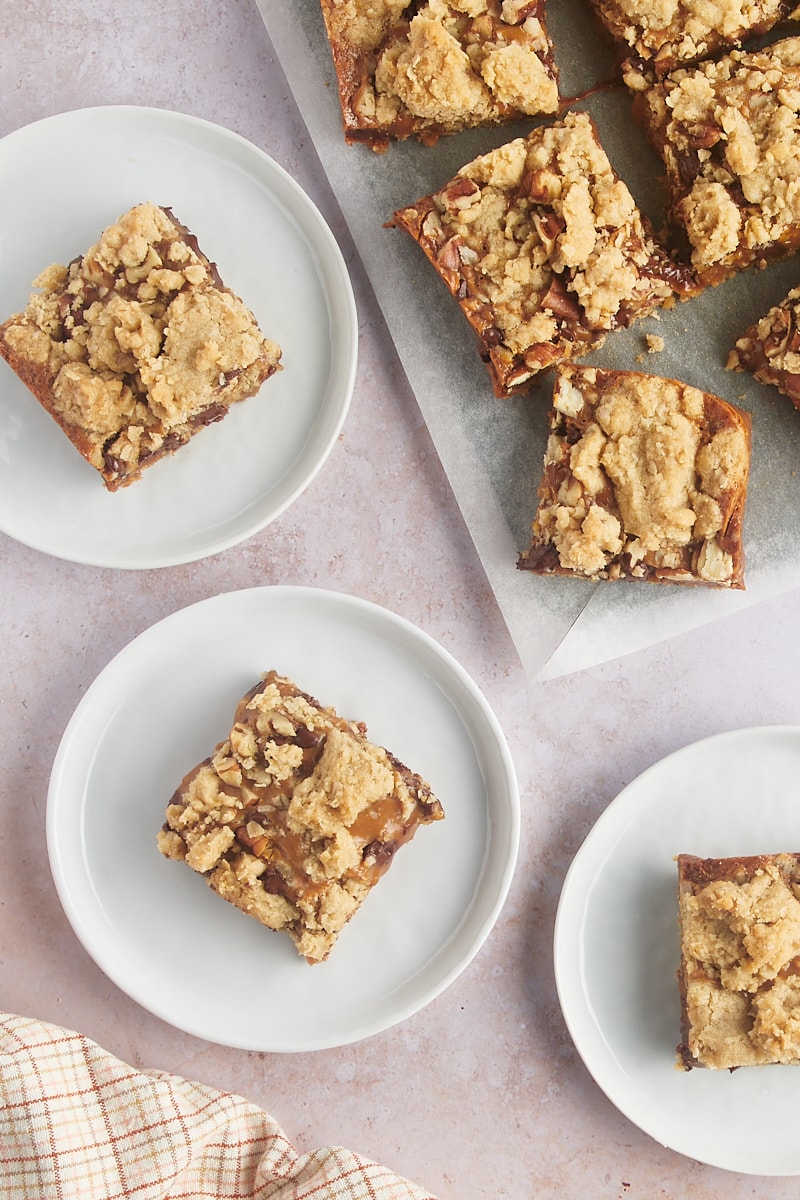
[[0, 107, 357, 568], [554, 726, 800, 1175], [46, 586, 519, 1051]]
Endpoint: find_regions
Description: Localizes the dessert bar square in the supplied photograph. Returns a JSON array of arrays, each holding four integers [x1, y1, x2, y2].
[[728, 281, 800, 408], [632, 36, 800, 287], [158, 670, 444, 964], [318, 0, 559, 151], [389, 111, 695, 397], [676, 853, 800, 1070], [585, 0, 799, 86], [0, 203, 282, 490], [517, 364, 751, 587]]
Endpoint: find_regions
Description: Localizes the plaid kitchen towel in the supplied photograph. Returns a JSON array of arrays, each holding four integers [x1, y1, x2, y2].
[[0, 1012, 437, 1200]]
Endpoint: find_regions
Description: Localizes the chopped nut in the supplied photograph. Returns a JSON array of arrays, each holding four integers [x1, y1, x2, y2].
[[270, 711, 296, 738]]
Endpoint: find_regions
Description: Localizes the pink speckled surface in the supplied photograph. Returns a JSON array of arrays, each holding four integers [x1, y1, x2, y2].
[[2, 3, 800, 1197]]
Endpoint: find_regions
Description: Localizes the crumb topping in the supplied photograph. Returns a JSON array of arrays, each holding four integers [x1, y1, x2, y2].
[[320, 0, 558, 147], [685, 867, 800, 990], [158, 671, 443, 964], [390, 111, 690, 395], [678, 855, 800, 1069], [324, 0, 409, 52], [0, 203, 281, 489], [440, 113, 651, 332], [519, 364, 751, 586], [634, 37, 800, 280], [728, 283, 800, 407], [588, 0, 797, 81], [372, 0, 558, 124]]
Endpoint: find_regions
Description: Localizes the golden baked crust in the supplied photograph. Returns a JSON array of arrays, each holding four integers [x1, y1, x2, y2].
[[633, 37, 800, 286], [585, 0, 800, 86], [318, 0, 559, 151], [0, 203, 282, 490], [677, 853, 800, 1070], [158, 670, 444, 964], [388, 111, 696, 396], [728, 282, 800, 408], [517, 364, 751, 587]]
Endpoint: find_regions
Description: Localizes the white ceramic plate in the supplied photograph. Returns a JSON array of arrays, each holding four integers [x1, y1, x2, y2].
[[46, 586, 519, 1051], [554, 726, 800, 1175], [0, 107, 357, 568]]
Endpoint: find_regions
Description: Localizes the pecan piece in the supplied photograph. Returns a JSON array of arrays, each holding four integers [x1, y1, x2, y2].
[[523, 168, 558, 204], [541, 277, 582, 322], [436, 177, 481, 214], [683, 122, 722, 150], [534, 211, 565, 253]]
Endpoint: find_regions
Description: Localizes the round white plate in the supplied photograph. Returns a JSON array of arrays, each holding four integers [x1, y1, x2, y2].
[[46, 586, 519, 1051], [0, 107, 357, 568], [554, 726, 800, 1175]]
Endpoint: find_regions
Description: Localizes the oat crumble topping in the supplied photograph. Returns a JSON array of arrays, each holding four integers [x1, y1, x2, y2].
[[318, 0, 559, 149], [158, 671, 443, 964], [633, 37, 800, 283], [389, 111, 694, 395], [677, 854, 800, 1069], [587, 0, 800, 84], [728, 282, 800, 408], [0, 203, 282, 489], [518, 364, 751, 586]]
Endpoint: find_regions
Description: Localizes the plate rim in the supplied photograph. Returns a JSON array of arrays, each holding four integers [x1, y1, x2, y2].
[[553, 724, 800, 1176], [45, 584, 521, 1051], [0, 104, 358, 569]]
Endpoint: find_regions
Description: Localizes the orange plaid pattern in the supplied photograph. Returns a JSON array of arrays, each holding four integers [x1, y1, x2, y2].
[[0, 1013, 437, 1200]]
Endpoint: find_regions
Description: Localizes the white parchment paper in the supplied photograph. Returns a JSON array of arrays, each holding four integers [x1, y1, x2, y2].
[[257, 0, 800, 680]]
